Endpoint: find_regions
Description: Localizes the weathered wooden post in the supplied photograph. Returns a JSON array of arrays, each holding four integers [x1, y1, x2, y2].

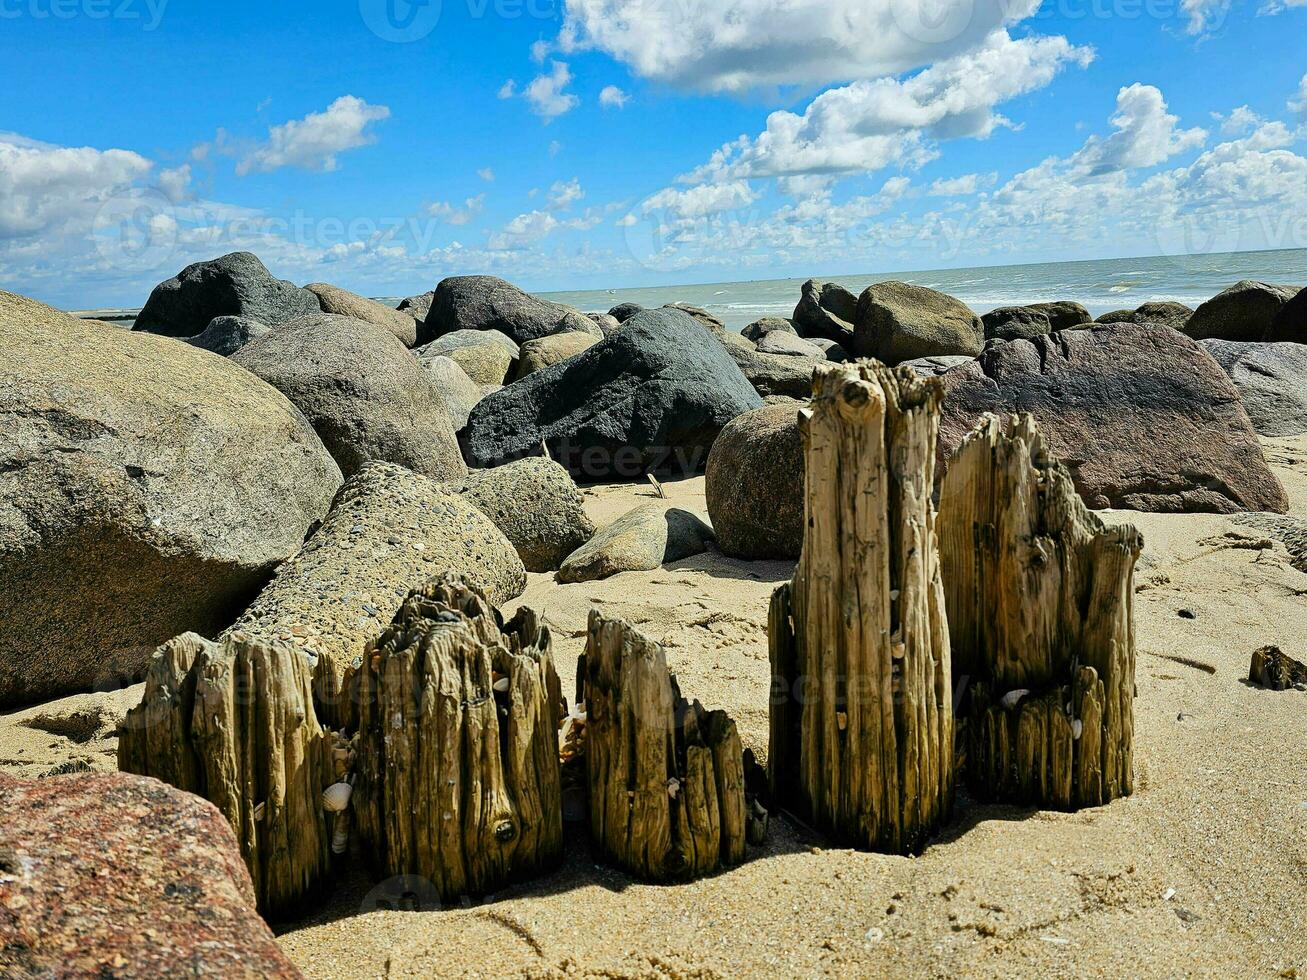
[[768, 361, 954, 854], [938, 414, 1143, 808], [352, 576, 564, 899], [583, 611, 752, 881], [119, 632, 335, 916]]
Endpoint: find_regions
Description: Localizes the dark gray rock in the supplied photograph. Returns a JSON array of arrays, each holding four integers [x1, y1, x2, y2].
[[854, 281, 984, 365], [757, 330, 824, 358], [462, 308, 762, 479], [808, 337, 850, 362], [422, 276, 597, 346], [1200, 340, 1307, 437], [556, 504, 714, 583], [1186, 281, 1298, 342], [417, 354, 483, 431], [0, 290, 340, 708], [609, 302, 644, 322], [397, 289, 435, 322], [982, 306, 1053, 342], [1267, 287, 1307, 343], [232, 313, 467, 481], [133, 251, 319, 338], [185, 315, 269, 357], [451, 458, 596, 572], [793, 279, 857, 345], [937, 322, 1288, 514], [706, 404, 804, 561], [1026, 301, 1093, 332], [741, 317, 796, 343]]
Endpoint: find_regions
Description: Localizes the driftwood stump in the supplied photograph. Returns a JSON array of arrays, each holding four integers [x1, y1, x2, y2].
[[583, 611, 750, 881], [938, 414, 1143, 808], [352, 576, 564, 899], [768, 362, 954, 854], [119, 633, 334, 915], [1250, 646, 1307, 690]]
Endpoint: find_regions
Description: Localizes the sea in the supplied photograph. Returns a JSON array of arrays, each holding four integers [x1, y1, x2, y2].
[[83, 248, 1307, 332]]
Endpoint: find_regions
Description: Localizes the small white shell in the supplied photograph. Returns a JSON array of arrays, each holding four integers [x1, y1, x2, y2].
[[1072, 719, 1084, 740], [1001, 689, 1031, 711], [322, 782, 353, 812], [493, 677, 510, 693], [253, 801, 266, 822], [667, 778, 681, 800]]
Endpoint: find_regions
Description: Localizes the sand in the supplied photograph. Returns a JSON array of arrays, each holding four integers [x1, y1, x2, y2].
[[4, 437, 1304, 978]]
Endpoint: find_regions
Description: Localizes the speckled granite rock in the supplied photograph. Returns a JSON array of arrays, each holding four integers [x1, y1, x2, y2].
[[451, 458, 596, 572], [417, 330, 519, 386], [512, 331, 599, 381], [0, 772, 301, 978], [557, 503, 715, 583], [225, 462, 525, 694], [186, 315, 270, 356], [0, 290, 341, 709], [306, 282, 418, 346], [416, 354, 484, 430], [706, 404, 804, 560]]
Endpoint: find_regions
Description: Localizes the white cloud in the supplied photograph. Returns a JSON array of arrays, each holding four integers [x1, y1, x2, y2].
[[1258, 0, 1307, 14], [1181, 0, 1231, 34], [555, 0, 1042, 94], [929, 173, 994, 196], [1069, 84, 1206, 175], [498, 80, 517, 100], [1214, 105, 1264, 135], [599, 85, 630, 109], [477, 167, 496, 182], [1291, 74, 1307, 120], [428, 194, 486, 226], [521, 62, 579, 121], [547, 177, 584, 210], [642, 180, 761, 219], [687, 33, 1093, 181], [548, 140, 563, 156], [236, 96, 390, 176]]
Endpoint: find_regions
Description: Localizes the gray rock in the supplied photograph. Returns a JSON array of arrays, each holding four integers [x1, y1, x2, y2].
[[854, 281, 984, 365], [423, 276, 597, 346], [450, 458, 596, 572], [397, 289, 435, 322], [1186, 280, 1299, 342], [133, 251, 319, 337], [462, 308, 763, 479], [306, 282, 418, 346], [937, 322, 1288, 514], [807, 337, 850, 362], [227, 462, 525, 687], [901, 355, 974, 377], [720, 331, 821, 399], [186, 315, 270, 356], [609, 302, 644, 322], [588, 312, 624, 337], [556, 504, 714, 583], [1098, 301, 1193, 332], [232, 313, 466, 481], [706, 404, 804, 560], [1267, 287, 1307, 343], [1200, 340, 1307, 437], [793, 279, 857, 345], [416, 329, 519, 386], [512, 331, 600, 382], [756, 330, 824, 358], [0, 290, 341, 708], [982, 306, 1053, 342], [663, 303, 725, 334], [741, 317, 796, 343], [1026, 301, 1093, 332], [416, 354, 483, 430]]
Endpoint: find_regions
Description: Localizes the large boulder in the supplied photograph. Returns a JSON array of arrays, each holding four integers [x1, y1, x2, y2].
[[417, 353, 484, 431], [757, 331, 824, 358], [854, 281, 984, 364], [981, 306, 1053, 342], [233, 313, 466, 482], [1201, 340, 1307, 437], [397, 289, 435, 322], [512, 331, 600, 382], [0, 290, 341, 708], [1098, 301, 1193, 332], [450, 458, 596, 572], [417, 329, 519, 385], [793, 279, 857, 345], [720, 331, 821, 399], [1186, 281, 1299, 342], [705, 404, 804, 560], [742, 317, 796, 343], [556, 504, 714, 583], [185, 315, 270, 356], [609, 302, 644, 322], [306, 281, 418, 346], [937, 322, 1289, 514], [1267, 288, 1307, 343], [462, 308, 763, 479], [132, 251, 319, 338], [227, 461, 525, 686], [423, 276, 597, 346], [1026, 301, 1093, 332], [662, 303, 725, 334], [0, 772, 301, 977]]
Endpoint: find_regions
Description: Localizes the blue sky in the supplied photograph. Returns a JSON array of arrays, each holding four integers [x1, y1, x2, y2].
[[1, 0, 1305, 308]]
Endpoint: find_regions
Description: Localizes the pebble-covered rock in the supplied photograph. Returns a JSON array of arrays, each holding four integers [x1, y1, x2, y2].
[[557, 503, 715, 583], [706, 404, 804, 560]]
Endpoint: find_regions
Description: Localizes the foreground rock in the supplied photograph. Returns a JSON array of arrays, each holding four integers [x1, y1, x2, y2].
[[233, 313, 466, 481], [227, 462, 525, 697], [462, 308, 762, 478], [306, 281, 418, 346], [133, 251, 319, 337], [1267, 287, 1307, 342], [792, 279, 857, 345], [1098, 301, 1193, 331], [418, 329, 519, 385], [416, 354, 484, 430], [706, 404, 804, 560], [451, 458, 596, 572], [1201, 340, 1307, 437], [0, 772, 300, 977], [186, 315, 270, 356], [981, 306, 1052, 342], [854, 281, 984, 364], [0, 291, 340, 709], [1186, 280, 1299, 342], [512, 331, 599, 381], [937, 322, 1288, 513], [557, 503, 715, 583], [423, 276, 596, 346]]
